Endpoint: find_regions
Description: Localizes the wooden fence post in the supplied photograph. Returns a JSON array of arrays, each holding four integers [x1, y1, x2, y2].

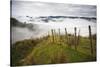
[[89, 25, 93, 56], [77, 29, 80, 46], [65, 28, 68, 44], [74, 27, 77, 50], [51, 29, 54, 43], [54, 29, 56, 43], [58, 28, 61, 44]]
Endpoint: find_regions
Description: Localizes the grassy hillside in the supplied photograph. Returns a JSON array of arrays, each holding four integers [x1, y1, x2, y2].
[[11, 17, 34, 30], [11, 34, 96, 66]]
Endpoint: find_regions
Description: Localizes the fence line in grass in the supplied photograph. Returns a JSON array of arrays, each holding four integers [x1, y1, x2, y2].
[[48, 25, 94, 56]]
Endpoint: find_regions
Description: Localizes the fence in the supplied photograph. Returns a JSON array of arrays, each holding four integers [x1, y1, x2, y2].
[[45, 25, 95, 56]]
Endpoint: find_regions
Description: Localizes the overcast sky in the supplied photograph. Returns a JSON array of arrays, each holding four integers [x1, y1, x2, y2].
[[11, 1, 96, 17]]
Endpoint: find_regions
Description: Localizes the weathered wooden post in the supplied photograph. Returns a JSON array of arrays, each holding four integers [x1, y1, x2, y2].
[[51, 29, 55, 43], [53, 29, 56, 43], [89, 25, 93, 56], [74, 27, 77, 50], [65, 28, 68, 44], [58, 28, 61, 44], [77, 29, 80, 46]]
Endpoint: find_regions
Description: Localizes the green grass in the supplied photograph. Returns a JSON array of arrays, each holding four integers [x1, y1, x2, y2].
[[77, 37, 96, 57], [11, 39, 38, 66], [11, 35, 96, 66]]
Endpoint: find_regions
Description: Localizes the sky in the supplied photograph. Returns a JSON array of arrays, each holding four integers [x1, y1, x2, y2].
[[11, 1, 96, 17], [11, 0, 97, 5], [11, 0, 96, 43]]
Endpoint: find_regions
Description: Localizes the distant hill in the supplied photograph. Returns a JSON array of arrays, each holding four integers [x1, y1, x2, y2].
[[15, 16, 96, 23], [11, 17, 34, 30], [11, 17, 25, 27]]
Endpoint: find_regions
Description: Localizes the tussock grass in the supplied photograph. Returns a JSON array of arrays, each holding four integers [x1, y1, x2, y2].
[[11, 35, 96, 66]]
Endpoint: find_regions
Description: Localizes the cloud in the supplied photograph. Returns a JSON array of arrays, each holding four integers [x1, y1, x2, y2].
[[11, 1, 96, 17]]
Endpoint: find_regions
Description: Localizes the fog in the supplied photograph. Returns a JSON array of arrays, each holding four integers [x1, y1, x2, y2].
[[11, 18, 96, 44]]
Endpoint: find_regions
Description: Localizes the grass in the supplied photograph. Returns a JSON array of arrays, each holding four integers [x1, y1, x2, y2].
[[11, 34, 96, 66], [11, 39, 38, 66]]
